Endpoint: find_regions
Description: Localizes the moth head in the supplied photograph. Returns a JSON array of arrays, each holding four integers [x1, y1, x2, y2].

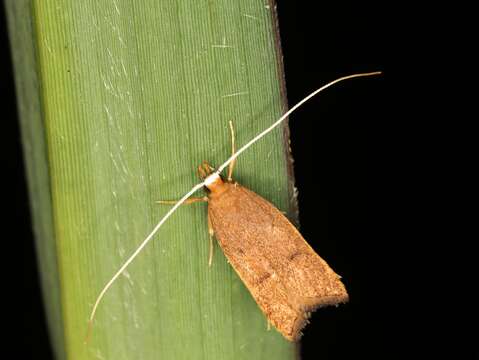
[[198, 161, 224, 192], [197, 161, 215, 179]]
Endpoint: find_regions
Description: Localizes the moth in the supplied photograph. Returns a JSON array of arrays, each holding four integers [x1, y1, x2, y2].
[[196, 151, 348, 340], [87, 72, 380, 342]]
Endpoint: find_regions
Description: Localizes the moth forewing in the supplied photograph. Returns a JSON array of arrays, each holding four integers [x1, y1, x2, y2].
[[207, 181, 348, 341]]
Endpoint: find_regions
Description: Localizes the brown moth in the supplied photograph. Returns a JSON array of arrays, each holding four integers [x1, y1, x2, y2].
[[201, 162, 348, 340], [86, 72, 380, 343]]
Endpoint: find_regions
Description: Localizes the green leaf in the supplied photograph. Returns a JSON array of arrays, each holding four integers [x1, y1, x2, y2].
[[7, 0, 297, 359]]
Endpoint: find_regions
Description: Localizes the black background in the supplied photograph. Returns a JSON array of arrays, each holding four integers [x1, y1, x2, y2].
[[2, 2, 392, 359]]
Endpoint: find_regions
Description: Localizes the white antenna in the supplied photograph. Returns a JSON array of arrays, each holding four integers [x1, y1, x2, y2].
[[85, 71, 381, 342], [216, 72, 381, 174]]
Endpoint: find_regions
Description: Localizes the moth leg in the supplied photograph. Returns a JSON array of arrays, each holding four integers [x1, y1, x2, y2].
[[227, 120, 236, 182], [207, 212, 215, 267], [267, 319, 271, 331], [156, 196, 208, 205]]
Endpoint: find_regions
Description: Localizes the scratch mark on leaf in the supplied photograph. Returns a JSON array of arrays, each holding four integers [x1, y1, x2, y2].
[[93, 349, 106, 360], [103, 105, 112, 121], [120, 59, 128, 78], [106, 48, 122, 77], [212, 44, 234, 49], [127, 103, 134, 118], [43, 38, 53, 54], [101, 73, 119, 97], [118, 245, 125, 257], [121, 270, 134, 286], [212, 35, 234, 48], [109, 153, 121, 173], [118, 35, 125, 48], [221, 91, 249, 98], [243, 14, 259, 21], [112, 0, 121, 15]]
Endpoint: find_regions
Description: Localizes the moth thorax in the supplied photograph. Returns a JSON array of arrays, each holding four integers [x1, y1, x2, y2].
[[204, 173, 223, 192]]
